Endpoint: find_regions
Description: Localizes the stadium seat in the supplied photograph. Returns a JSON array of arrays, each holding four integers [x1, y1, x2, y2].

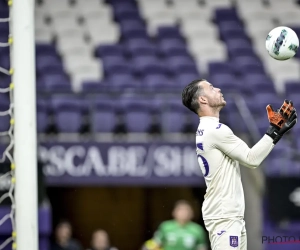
[[214, 8, 240, 23], [51, 97, 84, 133], [176, 73, 201, 87], [37, 99, 49, 133], [285, 81, 300, 97], [233, 57, 265, 75], [41, 74, 72, 93], [208, 62, 234, 76], [122, 100, 152, 133], [167, 56, 198, 75], [102, 56, 132, 75], [159, 100, 187, 133], [81, 81, 106, 93], [143, 74, 173, 91], [107, 73, 138, 90], [36, 55, 65, 76], [158, 39, 189, 57], [132, 55, 167, 76], [95, 44, 124, 58], [125, 38, 157, 57], [91, 100, 117, 133]]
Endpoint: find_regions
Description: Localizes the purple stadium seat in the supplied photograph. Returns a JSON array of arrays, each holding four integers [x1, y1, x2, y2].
[[243, 74, 272, 85], [250, 81, 277, 94], [132, 55, 167, 76], [0, 97, 10, 132], [208, 62, 234, 75], [0, 46, 9, 58], [157, 27, 183, 40], [222, 99, 247, 132], [107, 73, 138, 89], [108, 0, 136, 4], [121, 99, 152, 132], [81, 81, 106, 92], [113, 4, 140, 23], [225, 38, 251, 48], [167, 56, 198, 75], [37, 99, 49, 133], [222, 30, 249, 42], [36, 55, 64, 76], [0, 76, 10, 89], [159, 39, 189, 57], [120, 21, 148, 40], [219, 21, 243, 30], [0, 95, 9, 112], [91, 100, 117, 133], [210, 74, 240, 93], [285, 81, 300, 97], [229, 47, 256, 59], [51, 97, 83, 133], [0, 10, 8, 19], [95, 44, 124, 58], [143, 74, 173, 90], [40, 74, 71, 93], [0, 99, 10, 132], [0, 54, 9, 69], [233, 56, 265, 75], [102, 56, 132, 75], [219, 21, 245, 41], [0, 115, 10, 132], [36, 43, 57, 57], [249, 93, 281, 117], [214, 8, 239, 23], [176, 73, 200, 86], [159, 99, 187, 133], [120, 19, 145, 31], [0, 33, 8, 44], [125, 38, 157, 57], [0, 21, 8, 35]]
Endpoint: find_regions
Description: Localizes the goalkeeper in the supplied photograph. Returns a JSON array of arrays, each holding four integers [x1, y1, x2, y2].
[[181, 79, 297, 250], [142, 200, 208, 250]]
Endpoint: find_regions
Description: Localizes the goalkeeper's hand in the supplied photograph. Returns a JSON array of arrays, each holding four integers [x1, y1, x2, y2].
[[265, 99, 297, 144]]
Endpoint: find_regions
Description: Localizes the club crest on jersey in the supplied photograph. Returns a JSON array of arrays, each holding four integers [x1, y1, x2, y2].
[[229, 236, 238, 248]]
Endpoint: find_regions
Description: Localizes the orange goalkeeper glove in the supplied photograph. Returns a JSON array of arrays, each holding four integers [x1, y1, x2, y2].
[[266, 99, 297, 144]]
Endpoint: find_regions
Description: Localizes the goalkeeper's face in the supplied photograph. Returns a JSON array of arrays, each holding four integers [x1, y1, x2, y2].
[[173, 204, 193, 224], [200, 81, 226, 109]]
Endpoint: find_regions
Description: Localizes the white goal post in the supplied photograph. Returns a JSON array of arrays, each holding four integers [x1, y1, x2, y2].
[[12, 0, 38, 249]]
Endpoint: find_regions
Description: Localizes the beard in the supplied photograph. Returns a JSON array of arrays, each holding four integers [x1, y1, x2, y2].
[[207, 96, 226, 109]]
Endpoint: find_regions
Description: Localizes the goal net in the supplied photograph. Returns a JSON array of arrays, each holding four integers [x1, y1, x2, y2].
[[0, 0, 39, 249], [0, 0, 16, 249]]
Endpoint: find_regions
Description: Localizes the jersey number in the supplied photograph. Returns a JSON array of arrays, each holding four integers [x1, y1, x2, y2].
[[197, 155, 209, 177]]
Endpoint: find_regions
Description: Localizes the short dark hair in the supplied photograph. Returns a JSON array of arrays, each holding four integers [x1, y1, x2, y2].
[[182, 79, 206, 114]]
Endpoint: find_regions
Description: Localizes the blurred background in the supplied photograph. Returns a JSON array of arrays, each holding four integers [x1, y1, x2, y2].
[[0, 0, 300, 249]]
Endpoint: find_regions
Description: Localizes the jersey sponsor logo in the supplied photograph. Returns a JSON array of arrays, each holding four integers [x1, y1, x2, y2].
[[216, 124, 222, 129], [217, 230, 226, 236], [229, 236, 239, 248]]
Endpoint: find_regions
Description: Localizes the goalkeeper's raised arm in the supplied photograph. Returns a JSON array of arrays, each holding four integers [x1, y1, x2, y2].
[[181, 79, 297, 250]]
